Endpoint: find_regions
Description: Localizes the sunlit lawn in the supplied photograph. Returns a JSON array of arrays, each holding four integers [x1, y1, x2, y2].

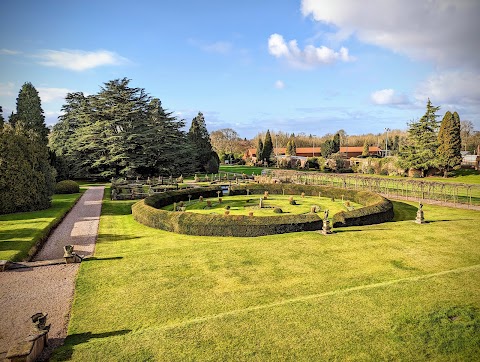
[[162, 194, 361, 217], [54, 191, 480, 361], [0, 193, 82, 261]]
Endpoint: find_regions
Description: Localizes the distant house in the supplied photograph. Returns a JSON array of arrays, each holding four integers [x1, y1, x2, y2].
[[339, 146, 382, 158], [461, 146, 480, 170], [243, 146, 382, 162]]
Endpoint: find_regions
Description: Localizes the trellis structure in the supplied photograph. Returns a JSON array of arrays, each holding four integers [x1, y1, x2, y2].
[[266, 170, 480, 208]]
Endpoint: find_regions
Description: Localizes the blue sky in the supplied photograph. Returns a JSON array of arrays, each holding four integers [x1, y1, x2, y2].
[[1, 0, 479, 138]]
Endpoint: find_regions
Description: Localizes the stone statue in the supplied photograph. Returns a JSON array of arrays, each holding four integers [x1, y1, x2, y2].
[[324, 209, 329, 220], [31, 313, 50, 332]]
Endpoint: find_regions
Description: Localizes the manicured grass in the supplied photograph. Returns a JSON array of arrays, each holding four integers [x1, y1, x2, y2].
[[220, 165, 265, 175], [353, 168, 480, 185], [54, 192, 480, 361], [163, 195, 360, 217], [0, 193, 82, 261]]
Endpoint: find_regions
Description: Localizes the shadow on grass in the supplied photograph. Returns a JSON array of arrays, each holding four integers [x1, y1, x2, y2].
[[424, 219, 475, 224], [101, 201, 135, 216], [83, 256, 124, 262], [392, 201, 417, 221], [333, 228, 391, 233], [97, 233, 141, 242], [54, 329, 131, 361]]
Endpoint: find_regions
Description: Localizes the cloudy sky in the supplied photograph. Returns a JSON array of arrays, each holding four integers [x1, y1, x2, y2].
[[1, 0, 478, 138]]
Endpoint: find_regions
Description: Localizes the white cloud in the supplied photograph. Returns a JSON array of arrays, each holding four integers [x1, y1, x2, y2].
[[36, 49, 129, 71], [301, 0, 480, 69], [274, 80, 285, 89], [414, 71, 480, 106], [203, 41, 232, 54], [0, 49, 20, 55], [268, 33, 355, 69], [37, 87, 73, 103], [371, 89, 409, 105], [0, 82, 15, 96]]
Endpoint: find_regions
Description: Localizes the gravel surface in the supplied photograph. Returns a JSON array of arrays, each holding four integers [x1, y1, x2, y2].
[[0, 264, 79, 355], [34, 186, 104, 261], [0, 186, 104, 359]]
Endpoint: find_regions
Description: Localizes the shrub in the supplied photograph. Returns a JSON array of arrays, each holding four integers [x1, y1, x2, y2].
[[273, 207, 283, 213], [224, 210, 230, 215], [0, 124, 55, 214], [55, 180, 80, 194], [132, 200, 323, 237], [144, 186, 220, 209], [225, 205, 230, 210], [135, 184, 394, 237]]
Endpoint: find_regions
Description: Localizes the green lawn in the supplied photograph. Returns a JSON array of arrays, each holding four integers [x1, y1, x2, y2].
[[0, 193, 82, 261], [163, 195, 360, 217], [220, 165, 265, 175], [54, 192, 480, 361]]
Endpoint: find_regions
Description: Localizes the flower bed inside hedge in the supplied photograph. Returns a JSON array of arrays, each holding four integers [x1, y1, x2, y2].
[[131, 184, 394, 237]]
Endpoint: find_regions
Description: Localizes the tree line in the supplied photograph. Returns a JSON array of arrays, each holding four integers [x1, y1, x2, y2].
[[0, 79, 218, 214]]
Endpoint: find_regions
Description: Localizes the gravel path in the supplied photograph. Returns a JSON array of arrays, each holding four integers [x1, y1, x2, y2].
[[0, 186, 104, 358], [0, 264, 79, 356], [34, 186, 105, 260]]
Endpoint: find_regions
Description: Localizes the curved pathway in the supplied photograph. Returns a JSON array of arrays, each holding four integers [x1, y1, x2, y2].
[[0, 186, 104, 359]]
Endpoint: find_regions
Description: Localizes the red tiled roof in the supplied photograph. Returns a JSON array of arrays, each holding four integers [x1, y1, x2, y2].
[[245, 146, 381, 158]]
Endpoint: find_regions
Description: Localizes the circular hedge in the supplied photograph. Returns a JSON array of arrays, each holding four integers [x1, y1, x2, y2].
[[131, 184, 394, 237]]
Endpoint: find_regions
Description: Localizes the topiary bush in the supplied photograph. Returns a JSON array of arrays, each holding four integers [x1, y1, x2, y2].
[[55, 180, 80, 194], [273, 207, 283, 213]]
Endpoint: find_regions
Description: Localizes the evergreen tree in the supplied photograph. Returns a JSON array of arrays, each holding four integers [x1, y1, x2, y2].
[[0, 124, 55, 214], [321, 139, 335, 158], [285, 139, 297, 156], [188, 112, 217, 173], [256, 138, 264, 164], [0, 106, 4, 128], [362, 141, 369, 157], [50, 79, 193, 178], [263, 130, 274, 164], [333, 132, 341, 153], [398, 99, 441, 176], [437, 111, 462, 177], [286, 140, 292, 156], [12, 82, 49, 143]]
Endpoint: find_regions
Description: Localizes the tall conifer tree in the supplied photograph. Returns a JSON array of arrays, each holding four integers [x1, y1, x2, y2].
[[399, 99, 440, 176], [188, 112, 217, 173], [256, 138, 264, 164], [12, 82, 49, 143], [437, 111, 462, 177], [263, 130, 274, 164]]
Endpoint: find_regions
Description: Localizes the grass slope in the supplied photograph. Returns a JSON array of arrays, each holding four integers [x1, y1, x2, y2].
[[54, 191, 480, 361], [0, 193, 82, 261]]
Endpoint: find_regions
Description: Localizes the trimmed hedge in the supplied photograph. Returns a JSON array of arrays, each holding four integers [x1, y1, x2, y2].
[[144, 186, 221, 208], [132, 183, 393, 237], [228, 184, 394, 228], [55, 180, 80, 194], [132, 200, 322, 237]]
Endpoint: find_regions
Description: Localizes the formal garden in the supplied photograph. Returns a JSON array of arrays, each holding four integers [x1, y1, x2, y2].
[[49, 187, 480, 361], [1, 80, 479, 361]]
